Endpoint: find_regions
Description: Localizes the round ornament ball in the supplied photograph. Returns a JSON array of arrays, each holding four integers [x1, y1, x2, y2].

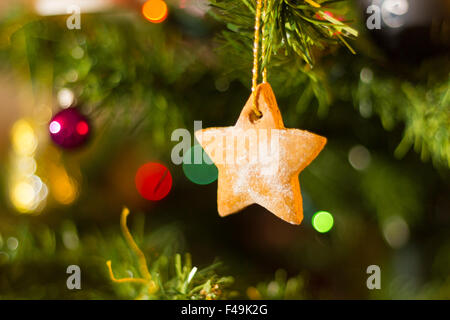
[[49, 108, 91, 149], [358, 0, 450, 62]]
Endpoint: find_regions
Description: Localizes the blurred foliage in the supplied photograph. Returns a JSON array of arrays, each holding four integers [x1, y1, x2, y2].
[[0, 208, 235, 300], [106, 208, 235, 300], [349, 58, 450, 168], [247, 269, 308, 299]]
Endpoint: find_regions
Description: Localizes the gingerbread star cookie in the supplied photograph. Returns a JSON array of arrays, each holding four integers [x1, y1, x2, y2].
[[195, 83, 326, 224]]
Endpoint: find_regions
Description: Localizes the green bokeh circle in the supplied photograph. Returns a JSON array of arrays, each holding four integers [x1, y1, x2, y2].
[[312, 211, 334, 233], [182, 145, 218, 185]]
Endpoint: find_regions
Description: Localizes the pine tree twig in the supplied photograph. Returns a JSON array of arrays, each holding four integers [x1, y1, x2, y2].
[[210, 0, 358, 67]]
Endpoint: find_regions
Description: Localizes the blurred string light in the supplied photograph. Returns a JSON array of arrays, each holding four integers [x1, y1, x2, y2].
[[181, 0, 209, 17], [9, 119, 48, 214], [11, 120, 38, 156], [71, 46, 85, 60], [9, 119, 80, 210], [49, 121, 61, 134], [348, 145, 372, 171], [65, 69, 79, 83], [215, 77, 230, 92], [359, 99, 373, 118], [381, 0, 409, 28], [62, 221, 80, 250], [76, 121, 89, 135], [383, 215, 410, 249], [182, 144, 218, 185], [57, 88, 75, 109], [48, 164, 79, 205], [6, 237, 19, 251], [360, 67, 373, 84], [142, 0, 169, 23], [358, 68, 374, 119], [312, 211, 334, 233], [34, 0, 113, 16], [135, 162, 173, 201]]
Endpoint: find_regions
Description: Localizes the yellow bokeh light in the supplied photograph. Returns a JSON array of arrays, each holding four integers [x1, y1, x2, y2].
[[9, 118, 47, 214], [50, 165, 78, 205], [54, 177, 77, 205], [11, 119, 38, 156], [11, 181, 36, 212], [15, 156, 37, 177]]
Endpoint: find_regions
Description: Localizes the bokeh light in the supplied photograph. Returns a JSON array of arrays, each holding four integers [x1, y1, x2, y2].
[[183, 144, 218, 185], [49, 121, 61, 134], [383, 215, 410, 249], [76, 121, 89, 135], [15, 157, 37, 177], [57, 88, 75, 108], [49, 165, 78, 205], [382, 0, 410, 28], [181, 0, 209, 17], [312, 211, 334, 233], [360, 67, 373, 84], [10, 176, 48, 213], [11, 119, 38, 156], [62, 221, 80, 250], [135, 162, 172, 201], [142, 0, 168, 23], [9, 119, 48, 214], [348, 145, 371, 171], [359, 100, 373, 118], [11, 181, 36, 208], [6, 237, 19, 251]]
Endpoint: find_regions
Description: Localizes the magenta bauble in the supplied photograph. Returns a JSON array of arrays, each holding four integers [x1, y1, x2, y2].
[[49, 108, 91, 149]]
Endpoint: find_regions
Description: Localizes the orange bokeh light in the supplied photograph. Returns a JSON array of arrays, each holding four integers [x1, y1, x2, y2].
[[142, 0, 168, 24]]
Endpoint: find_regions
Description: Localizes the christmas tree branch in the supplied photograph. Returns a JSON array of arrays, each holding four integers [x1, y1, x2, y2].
[[209, 0, 358, 66], [105, 208, 234, 299]]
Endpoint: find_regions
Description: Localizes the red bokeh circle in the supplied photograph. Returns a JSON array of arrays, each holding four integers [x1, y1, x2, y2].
[[76, 121, 89, 135], [135, 162, 172, 201]]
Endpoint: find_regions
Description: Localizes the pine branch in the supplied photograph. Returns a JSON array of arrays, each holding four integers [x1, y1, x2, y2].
[[209, 0, 358, 67], [106, 208, 234, 300]]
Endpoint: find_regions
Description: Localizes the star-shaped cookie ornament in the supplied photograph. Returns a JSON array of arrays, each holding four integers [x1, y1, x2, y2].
[[195, 83, 326, 225]]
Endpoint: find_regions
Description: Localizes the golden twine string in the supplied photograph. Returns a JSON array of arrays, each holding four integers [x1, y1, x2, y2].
[[251, 0, 320, 116], [261, 0, 268, 84], [106, 207, 157, 298], [251, 0, 268, 117]]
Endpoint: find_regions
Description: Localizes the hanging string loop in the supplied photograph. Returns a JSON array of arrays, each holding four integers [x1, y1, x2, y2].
[[251, 0, 268, 118]]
